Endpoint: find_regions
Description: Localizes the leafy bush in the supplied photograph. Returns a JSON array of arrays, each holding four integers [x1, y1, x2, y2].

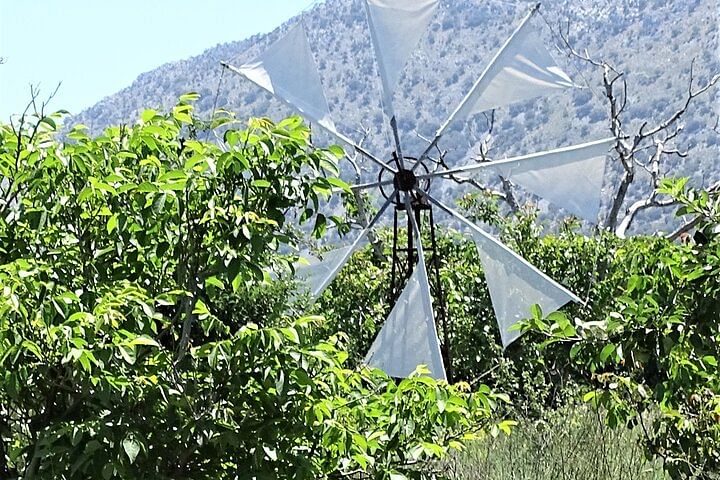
[[0, 102, 503, 479], [520, 179, 720, 478]]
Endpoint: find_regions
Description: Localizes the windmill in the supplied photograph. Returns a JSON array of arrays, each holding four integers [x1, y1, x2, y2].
[[222, 0, 614, 382]]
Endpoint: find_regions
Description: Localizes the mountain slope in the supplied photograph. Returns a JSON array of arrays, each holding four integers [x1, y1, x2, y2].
[[72, 0, 719, 232]]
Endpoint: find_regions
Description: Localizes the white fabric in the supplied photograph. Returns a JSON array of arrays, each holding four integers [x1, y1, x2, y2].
[[486, 138, 614, 222], [364, 260, 446, 380], [293, 229, 369, 301], [424, 195, 579, 349], [365, 0, 439, 117], [295, 245, 355, 300], [449, 16, 575, 125], [239, 23, 336, 131], [472, 231, 579, 348]]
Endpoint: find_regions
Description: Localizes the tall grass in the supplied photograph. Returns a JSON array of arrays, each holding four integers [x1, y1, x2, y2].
[[442, 405, 667, 480]]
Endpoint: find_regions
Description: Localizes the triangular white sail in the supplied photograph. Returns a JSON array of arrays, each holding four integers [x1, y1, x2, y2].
[[294, 245, 356, 300], [418, 6, 576, 164], [238, 23, 336, 132], [459, 25, 575, 116], [486, 138, 613, 222], [365, 0, 439, 117], [292, 193, 397, 302], [473, 231, 579, 347], [432, 7, 575, 143], [364, 260, 446, 380], [293, 226, 371, 301], [425, 194, 580, 349]]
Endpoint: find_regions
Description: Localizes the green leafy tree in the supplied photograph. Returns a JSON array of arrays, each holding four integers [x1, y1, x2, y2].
[[0, 99, 504, 479], [518, 179, 720, 478]]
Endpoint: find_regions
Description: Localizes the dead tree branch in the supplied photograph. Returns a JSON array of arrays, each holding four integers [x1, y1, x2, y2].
[[558, 23, 719, 236]]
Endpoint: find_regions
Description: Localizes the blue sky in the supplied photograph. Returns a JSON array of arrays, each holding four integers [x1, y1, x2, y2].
[[0, 1, 312, 119]]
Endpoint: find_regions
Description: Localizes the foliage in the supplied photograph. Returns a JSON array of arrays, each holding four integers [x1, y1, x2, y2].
[[519, 178, 720, 478], [444, 403, 667, 480], [0, 103, 503, 479]]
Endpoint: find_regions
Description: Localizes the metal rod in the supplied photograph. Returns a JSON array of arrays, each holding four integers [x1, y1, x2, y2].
[[427, 205, 452, 382], [414, 137, 617, 181], [406, 194, 414, 275], [391, 207, 400, 302], [349, 179, 394, 192], [390, 116, 406, 170]]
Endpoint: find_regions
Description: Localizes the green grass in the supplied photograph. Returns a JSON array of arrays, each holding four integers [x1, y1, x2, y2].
[[441, 405, 667, 480]]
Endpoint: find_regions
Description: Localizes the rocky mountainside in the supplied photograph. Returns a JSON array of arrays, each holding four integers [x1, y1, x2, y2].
[[72, 0, 719, 232]]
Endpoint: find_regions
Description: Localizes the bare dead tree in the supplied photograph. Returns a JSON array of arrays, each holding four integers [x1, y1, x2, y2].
[[558, 23, 720, 238], [437, 109, 521, 213]]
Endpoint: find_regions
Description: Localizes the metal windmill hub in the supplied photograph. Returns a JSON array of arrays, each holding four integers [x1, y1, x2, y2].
[[393, 169, 417, 192], [379, 156, 431, 203]]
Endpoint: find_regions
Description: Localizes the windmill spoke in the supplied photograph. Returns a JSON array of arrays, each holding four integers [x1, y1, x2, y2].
[[330, 129, 398, 174], [349, 179, 394, 192], [390, 116, 406, 170], [415, 2, 579, 168], [416, 138, 615, 179]]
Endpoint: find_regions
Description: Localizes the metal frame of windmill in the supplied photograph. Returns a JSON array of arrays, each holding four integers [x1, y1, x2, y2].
[[223, 0, 615, 382]]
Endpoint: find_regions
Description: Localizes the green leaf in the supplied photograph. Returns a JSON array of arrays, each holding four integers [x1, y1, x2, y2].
[[130, 336, 160, 348], [118, 345, 137, 365], [530, 304, 543, 320], [205, 276, 225, 289], [599, 344, 616, 363], [141, 109, 157, 122], [78, 351, 92, 373], [313, 214, 327, 239], [21, 340, 43, 360], [703, 355, 718, 367], [122, 436, 141, 464], [179, 92, 200, 103], [107, 214, 119, 234]]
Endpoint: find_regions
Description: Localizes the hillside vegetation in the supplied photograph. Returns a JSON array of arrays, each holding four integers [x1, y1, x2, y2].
[[72, 0, 719, 233]]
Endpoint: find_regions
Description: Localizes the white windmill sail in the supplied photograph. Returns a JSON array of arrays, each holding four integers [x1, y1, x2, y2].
[[364, 260, 446, 380], [485, 138, 614, 222], [426, 194, 580, 348], [364, 0, 439, 117], [293, 193, 397, 301], [472, 231, 579, 347], [295, 244, 357, 300], [237, 23, 336, 132], [421, 138, 615, 223], [426, 6, 576, 155]]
